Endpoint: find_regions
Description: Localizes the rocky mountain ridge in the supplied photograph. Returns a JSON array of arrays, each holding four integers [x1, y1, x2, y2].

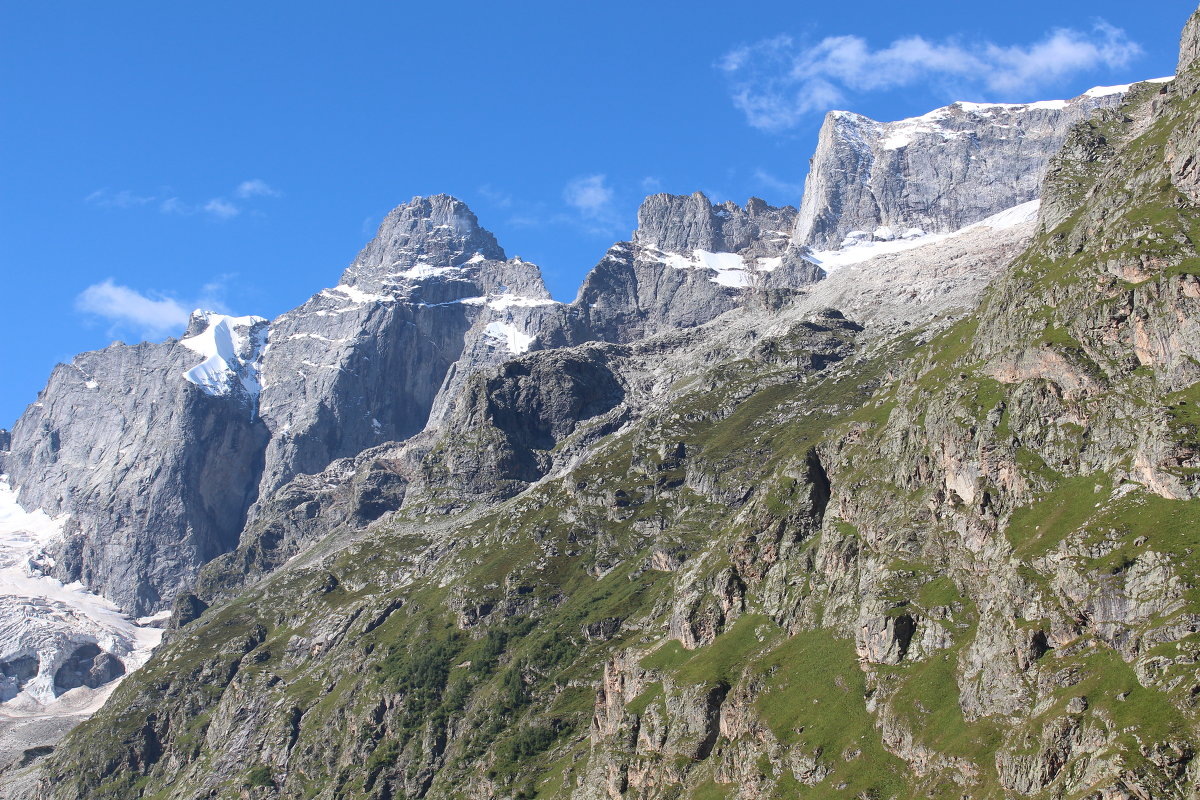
[[3, 8, 1199, 797], [794, 82, 1157, 250]]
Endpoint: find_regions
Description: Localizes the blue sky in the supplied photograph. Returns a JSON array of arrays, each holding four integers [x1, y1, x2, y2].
[[0, 1, 1190, 425]]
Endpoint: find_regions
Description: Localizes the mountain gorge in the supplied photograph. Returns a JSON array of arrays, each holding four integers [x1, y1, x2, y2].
[[3, 7, 1200, 799]]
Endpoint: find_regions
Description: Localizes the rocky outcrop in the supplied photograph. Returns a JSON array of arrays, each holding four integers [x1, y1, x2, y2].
[[3, 316, 270, 615], [1180, 7, 1200, 73], [255, 195, 559, 495], [794, 87, 1132, 249], [571, 193, 822, 343]]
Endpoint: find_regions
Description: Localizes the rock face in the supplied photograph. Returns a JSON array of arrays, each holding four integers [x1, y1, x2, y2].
[[2, 317, 270, 615], [0, 197, 561, 616], [572, 193, 822, 343], [254, 194, 559, 494], [794, 87, 1133, 249], [50, 644, 124, 695], [1181, 7, 1200, 72]]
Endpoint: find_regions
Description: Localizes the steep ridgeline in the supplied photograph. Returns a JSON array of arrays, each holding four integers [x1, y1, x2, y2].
[[253, 194, 559, 494], [186, 195, 833, 602], [569, 193, 822, 343], [0, 314, 270, 615], [794, 84, 1140, 249]]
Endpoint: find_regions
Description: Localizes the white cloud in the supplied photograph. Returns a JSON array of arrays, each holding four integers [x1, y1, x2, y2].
[[87, 178, 279, 220], [203, 198, 240, 219], [477, 184, 514, 208], [85, 189, 156, 209], [75, 280, 192, 338], [563, 174, 614, 217], [560, 174, 632, 237], [641, 176, 664, 193], [721, 21, 1142, 132], [234, 179, 280, 199], [75, 276, 235, 340]]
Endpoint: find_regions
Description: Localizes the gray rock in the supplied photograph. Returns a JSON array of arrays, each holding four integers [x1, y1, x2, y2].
[[51, 644, 124, 696], [571, 193, 822, 343], [794, 88, 1130, 249], [4, 321, 270, 615], [254, 195, 559, 496], [1180, 7, 1200, 72]]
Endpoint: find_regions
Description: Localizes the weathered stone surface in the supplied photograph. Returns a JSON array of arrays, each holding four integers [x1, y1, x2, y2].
[[794, 88, 1130, 249], [571, 193, 822, 344], [13, 9, 1200, 800], [3, 322, 270, 615], [255, 194, 559, 496]]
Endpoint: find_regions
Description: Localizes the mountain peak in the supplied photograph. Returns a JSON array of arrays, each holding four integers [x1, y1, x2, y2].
[[632, 192, 797, 255], [343, 194, 506, 286], [795, 83, 1137, 249], [1182, 7, 1200, 73]]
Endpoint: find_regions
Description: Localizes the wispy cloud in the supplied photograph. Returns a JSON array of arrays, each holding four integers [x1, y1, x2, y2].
[[477, 184, 515, 209], [234, 179, 280, 199], [85, 189, 156, 209], [203, 198, 240, 220], [562, 174, 630, 236], [469, 176, 635, 238], [563, 174, 615, 217], [640, 176, 664, 193], [75, 276, 234, 340], [75, 280, 192, 338], [719, 21, 1142, 132], [86, 179, 281, 221]]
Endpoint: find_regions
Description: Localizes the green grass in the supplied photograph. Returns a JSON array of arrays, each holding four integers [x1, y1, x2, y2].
[[690, 779, 731, 800], [883, 630, 1002, 767], [244, 765, 274, 788], [641, 640, 691, 672], [917, 576, 963, 609], [753, 630, 908, 798], [674, 615, 778, 687], [1005, 475, 1109, 557], [625, 682, 664, 717], [1165, 381, 1200, 441]]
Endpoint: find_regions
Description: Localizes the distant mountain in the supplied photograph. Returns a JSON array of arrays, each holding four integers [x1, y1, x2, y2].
[[793, 83, 1150, 249]]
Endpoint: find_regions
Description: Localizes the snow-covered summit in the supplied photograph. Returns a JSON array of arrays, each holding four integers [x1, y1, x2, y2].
[[180, 311, 269, 400]]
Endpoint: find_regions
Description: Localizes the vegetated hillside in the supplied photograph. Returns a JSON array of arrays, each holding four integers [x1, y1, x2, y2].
[[17, 8, 1200, 800]]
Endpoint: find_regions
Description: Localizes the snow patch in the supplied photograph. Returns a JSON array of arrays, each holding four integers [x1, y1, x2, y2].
[[970, 199, 1041, 230], [808, 199, 1041, 273], [0, 477, 163, 708], [482, 322, 535, 355], [326, 285, 395, 305], [457, 295, 559, 311], [648, 248, 775, 288], [393, 264, 460, 280], [875, 82, 1158, 151], [711, 268, 752, 288], [180, 312, 268, 400]]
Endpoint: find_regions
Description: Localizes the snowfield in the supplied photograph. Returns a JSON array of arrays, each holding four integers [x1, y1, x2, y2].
[[0, 477, 163, 718]]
